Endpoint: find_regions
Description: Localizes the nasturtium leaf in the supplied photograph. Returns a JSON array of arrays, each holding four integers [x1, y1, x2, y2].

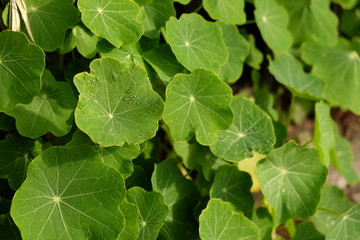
[[210, 96, 275, 161], [0, 133, 35, 190], [135, 0, 153, 5], [256, 141, 327, 224], [203, 0, 246, 25], [78, 0, 143, 48], [143, 0, 175, 39], [210, 165, 254, 214], [127, 187, 169, 240], [278, 0, 338, 45], [340, 5, 360, 37], [24, 0, 79, 51], [292, 221, 325, 240], [0, 213, 21, 240], [0, 31, 44, 111], [74, 57, 164, 147], [163, 69, 233, 145], [143, 44, 188, 84], [67, 130, 140, 179], [118, 201, 139, 240], [165, 14, 228, 72], [269, 54, 324, 99], [199, 199, 260, 240], [254, 0, 292, 53], [217, 22, 249, 83], [152, 158, 200, 240], [301, 38, 360, 114], [174, 0, 191, 4], [6, 70, 77, 138], [332, 0, 358, 9], [312, 185, 354, 234], [327, 203, 360, 240], [0, 113, 15, 131], [251, 207, 273, 240], [254, 88, 279, 121], [237, 152, 266, 192], [245, 34, 263, 70], [10, 145, 126, 239]]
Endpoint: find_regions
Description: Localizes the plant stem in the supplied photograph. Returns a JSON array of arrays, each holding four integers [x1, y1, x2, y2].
[[194, 4, 203, 13], [286, 94, 295, 127], [243, 19, 256, 25]]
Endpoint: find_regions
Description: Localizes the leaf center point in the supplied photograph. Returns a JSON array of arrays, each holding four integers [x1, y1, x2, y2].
[[185, 41, 190, 47], [262, 16, 268, 23], [237, 132, 246, 138], [97, 8, 104, 13], [189, 96, 196, 102], [108, 113, 113, 119], [348, 51, 359, 60], [53, 196, 61, 203]]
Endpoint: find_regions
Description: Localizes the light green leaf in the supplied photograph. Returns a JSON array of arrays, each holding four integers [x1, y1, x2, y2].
[[6, 70, 77, 138], [173, 0, 191, 5], [0, 31, 44, 111], [24, 0, 79, 51], [256, 141, 327, 224], [127, 187, 169, 240], [199, 199, 260, 240], [245, 34, 264, 70], [278, 0, 338, 45], [254, 88, 279, 121], [117, 201, 140, 240], [254, 0, 292, 53], [74, 58, 164, 147], [327, 203, 360, 240], [151, 158, 200, 240], [217, 22, 249, 83], [165, 13, 228, 72], [312, 185, 354, 234], [163, 69, 233, 145], [203, 0, 246, 25], [78, 0, 143, 48], [251, 207, 273, 240], [10, 145, 126, 240], [210, 96, 275, 161], [292, 221, 325, 240], [332, 0, 358, 9], [210, 165, 254, 214], [269, 54, 324, 99], [301, 38, 360, 114], [143, 0, 175, 39], [143, 44, 188, 84]]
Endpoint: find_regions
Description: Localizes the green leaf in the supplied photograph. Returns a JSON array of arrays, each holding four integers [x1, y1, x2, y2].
[[203, 0, 246, 25], [10, 145, 126, 239], [0, 213, 21, 240], [117, 201, 139, 240], [6, 70, 77, 138], [210, 165, 254, 214], [269, 54, 324, 99], [210, 96, 275, 161], [327, 203, 360, 240], [332, 0, 358, 9], [0, 133, 35, 190], [127, 187, 169, 240], [0, 31, 44, 111], [254, 88, 279, 121], [251, 207, 273, 240], [278, 0, 338, 45], [254, 0, 293, 53], [256, 141, 327, 224], [165, 13, 228, 72], [0, 113, 15, 131], [340, 5, 360, 37], [74, 58, 164, 147], [292, 221, 325, 240], [143, 44, 189, 84], [312, 185, 354, 234], [217, 22, 250, 83], [25, 0, 79, 51], [78, 0, 143, 48], [245, 33, 264, 70], [163, 69, 233, 145], [301, 38, 360, 114], [151, 158, 200, 240], [143, 0, 175, 39], [174, 0, 191, 4], [199, 199, 260, 240], [135, 0, 153, 5]]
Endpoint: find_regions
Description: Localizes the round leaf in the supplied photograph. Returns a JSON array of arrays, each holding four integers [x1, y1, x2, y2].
[[10, 145, 126, 239], [165, 14, 228, 72], [203, 0, 246, 25], [199, 199, 260, 240], [210, 96, 275, 161], [118, 201, 140, 240], [163, 69, 233, 145], [256, 141, 327, 224], [74, 58, 164, 146], [78, 0, 143, 48], [0, 31, 44, 111]]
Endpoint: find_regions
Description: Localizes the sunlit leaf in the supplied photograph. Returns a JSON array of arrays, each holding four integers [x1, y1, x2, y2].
[[203, 0, 246, 25]]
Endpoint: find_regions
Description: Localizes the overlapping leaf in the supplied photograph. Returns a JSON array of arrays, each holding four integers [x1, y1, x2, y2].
[[7, 70, 77, 138], [117, 201, 139, 240], [292, 222, 325, 240], [165, 14, 228, 72], [251, 208, 273, 240], [74, 58, 164, 146], [256, 141, 327, 224], [0, 31, 44, 111], [10, 145, 126, 240], [199, 199, 260, 240], [203, 0, 246, 25], [163, 69, 233, 145], [210, 96, 275, 161], [78, 0, 143, 47]]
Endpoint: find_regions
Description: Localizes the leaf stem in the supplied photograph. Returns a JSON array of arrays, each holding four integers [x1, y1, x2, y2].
[[318, 207, 342, 215], [286, 94, 296, 127], [243, 19, 256, 25], [194, 4, 203, 13]]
